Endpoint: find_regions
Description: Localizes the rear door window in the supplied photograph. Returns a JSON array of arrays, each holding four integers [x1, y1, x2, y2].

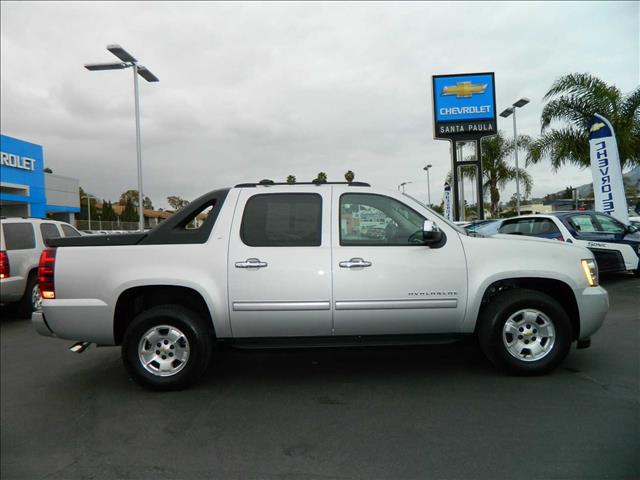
[[2, 223, 36, 250], [40, 223, 61, 241], [241, 193, 322, 247]]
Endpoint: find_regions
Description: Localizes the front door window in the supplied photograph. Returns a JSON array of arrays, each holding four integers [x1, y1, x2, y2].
[[340, 193, 425, 246], [593, 214, 626, 234]]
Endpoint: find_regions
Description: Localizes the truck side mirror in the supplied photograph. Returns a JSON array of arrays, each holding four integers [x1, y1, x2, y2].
[[423, 220, 445, 247]]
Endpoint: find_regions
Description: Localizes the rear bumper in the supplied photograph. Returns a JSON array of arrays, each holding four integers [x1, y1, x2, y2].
[[575, 286, 609, 340], [38, 298, 114, 344], [32, 311, 56, 337], [0, 277, 26, 303]]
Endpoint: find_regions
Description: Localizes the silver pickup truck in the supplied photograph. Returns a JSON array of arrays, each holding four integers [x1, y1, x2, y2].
[[33, 181, 609, 390]]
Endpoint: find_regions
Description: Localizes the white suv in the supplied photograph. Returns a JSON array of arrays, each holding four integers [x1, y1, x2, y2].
[[1, 217, 82, 317]]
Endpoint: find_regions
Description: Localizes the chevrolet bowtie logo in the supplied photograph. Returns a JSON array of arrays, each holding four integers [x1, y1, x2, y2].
[[441, 82, 487, 98], [590, 122, 606, 133]]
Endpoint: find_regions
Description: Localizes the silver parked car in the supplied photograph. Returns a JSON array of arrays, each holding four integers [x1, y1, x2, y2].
[[0, 217, 82, 317]]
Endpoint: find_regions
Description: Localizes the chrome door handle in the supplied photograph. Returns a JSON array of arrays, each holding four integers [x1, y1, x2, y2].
[[235, 258, 268, 268], [339, 257, 372, 268]]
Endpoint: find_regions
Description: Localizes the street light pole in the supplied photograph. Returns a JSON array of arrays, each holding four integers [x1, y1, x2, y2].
[[398, 181, 412, 193], [87, 196, 91, 231], [85, 45, 159, 232], [500, 98, 530, 216], [82, 194, 95, 230], [512, 107, 521, 216], [132, 64, 144, 231], [423, 164, 432, 206]]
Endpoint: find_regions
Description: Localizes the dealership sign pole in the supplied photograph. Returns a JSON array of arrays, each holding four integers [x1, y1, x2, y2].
[[432, 72, 497, 221], [588, 114, 629, 224]]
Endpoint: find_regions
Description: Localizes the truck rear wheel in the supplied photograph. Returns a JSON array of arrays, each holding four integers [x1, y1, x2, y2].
[[122, 305, 213, 390], [477, 288, 572, 375]]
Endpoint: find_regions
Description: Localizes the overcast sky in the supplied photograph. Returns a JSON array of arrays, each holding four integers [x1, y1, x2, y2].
[[1, 1, 638, 209]]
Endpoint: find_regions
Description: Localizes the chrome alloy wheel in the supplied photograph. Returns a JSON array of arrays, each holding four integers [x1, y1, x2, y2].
[[502, 309, 556, 362], [32, 283, 42, 312], [138, 325, 190, 377]]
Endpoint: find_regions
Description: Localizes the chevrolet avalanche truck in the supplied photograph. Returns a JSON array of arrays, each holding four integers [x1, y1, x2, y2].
[[33, 181, 609, 390]]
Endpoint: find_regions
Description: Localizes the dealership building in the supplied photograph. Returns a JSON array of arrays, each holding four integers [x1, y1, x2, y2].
[[0, 134, 80, 222]]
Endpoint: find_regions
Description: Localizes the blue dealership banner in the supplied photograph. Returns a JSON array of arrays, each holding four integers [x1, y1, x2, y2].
[[432, 72, 497, 139], [443, 183, 452, 221], [589, 114, 628, 224]]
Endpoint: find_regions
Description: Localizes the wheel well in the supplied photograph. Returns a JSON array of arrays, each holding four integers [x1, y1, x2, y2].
[[113, 285, 214, 345], [479, 278, 580, 340]]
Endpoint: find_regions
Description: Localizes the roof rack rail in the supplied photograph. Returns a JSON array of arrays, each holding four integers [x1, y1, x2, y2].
[[235, 181, 371, 188]]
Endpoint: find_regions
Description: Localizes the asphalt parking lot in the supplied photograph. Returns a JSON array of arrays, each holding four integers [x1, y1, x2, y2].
[[1, 275, 638, 480]]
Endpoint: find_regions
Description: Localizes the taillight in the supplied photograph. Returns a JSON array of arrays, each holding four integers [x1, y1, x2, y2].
[[38, 247, 57, 299], [0, 251, 9, 279]]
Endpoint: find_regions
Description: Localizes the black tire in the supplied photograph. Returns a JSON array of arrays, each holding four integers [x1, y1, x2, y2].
[[477, 288, 572, 375], [16, 272, 38, 319], [121, 305, 214, 391]]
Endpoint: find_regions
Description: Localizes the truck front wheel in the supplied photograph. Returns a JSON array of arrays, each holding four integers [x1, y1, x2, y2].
[[122, 305, 213, 390], [478, 289, 572, 375]]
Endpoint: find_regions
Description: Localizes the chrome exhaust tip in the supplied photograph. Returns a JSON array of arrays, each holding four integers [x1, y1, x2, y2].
[[69, 341, 91, 353]]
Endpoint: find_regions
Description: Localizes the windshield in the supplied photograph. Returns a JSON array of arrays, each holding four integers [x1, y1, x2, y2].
[[402, 193, 468, 236]]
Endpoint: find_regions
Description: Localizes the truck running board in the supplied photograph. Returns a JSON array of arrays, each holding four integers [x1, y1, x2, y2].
[[69, 342, 91, 353]]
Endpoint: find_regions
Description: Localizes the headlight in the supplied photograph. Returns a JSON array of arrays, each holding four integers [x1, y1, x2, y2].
[[581, 259, 599, 287]]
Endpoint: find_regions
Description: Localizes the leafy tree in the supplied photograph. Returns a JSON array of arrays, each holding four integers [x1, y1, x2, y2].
[[430, 203, 444, 215], [562, 186, 574, 199], [101, 201, 117, 222], [286, 175, 296, 184], [120, 197, 138, 222], [480, 131, 533, 217], [344, 170, 355, 183], [119, 189, 153, 209], [167, 195, 189, 211], [527, 73, 640, 170], [78, 186, 98, 221]]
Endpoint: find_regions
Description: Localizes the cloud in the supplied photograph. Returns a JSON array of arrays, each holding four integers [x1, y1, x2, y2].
[[1, 1, 638, 208]]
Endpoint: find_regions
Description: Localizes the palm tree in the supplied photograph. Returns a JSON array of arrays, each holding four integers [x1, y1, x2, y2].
[[481, 132, 533, 217], [344, 170, 355, 183], [527, 73, 639, 170], [313, 172, 328, 184]]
